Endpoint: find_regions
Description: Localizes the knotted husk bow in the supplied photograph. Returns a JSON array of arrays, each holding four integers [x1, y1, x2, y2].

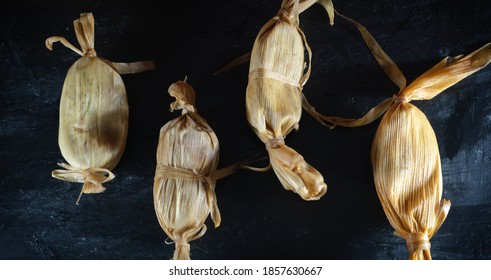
[[52, 163, 115, 205]]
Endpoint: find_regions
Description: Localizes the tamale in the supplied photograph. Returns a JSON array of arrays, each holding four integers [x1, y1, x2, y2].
[[372, 45, 491, 260], [306, 14, 491, 259], [153, 80, 268, 260], [244, 0, 335, 200], [47, 13, 155, 204]]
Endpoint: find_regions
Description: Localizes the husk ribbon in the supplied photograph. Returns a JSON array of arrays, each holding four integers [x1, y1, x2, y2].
[[303, 11, 491, 127], [45, 13, 154, 75]]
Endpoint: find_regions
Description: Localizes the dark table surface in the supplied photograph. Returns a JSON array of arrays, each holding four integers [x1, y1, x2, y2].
[[1, 0, 490, 260]]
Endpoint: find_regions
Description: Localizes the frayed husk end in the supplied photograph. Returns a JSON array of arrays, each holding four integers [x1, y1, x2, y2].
[[266, 143, 327, 200], [81, 180, 106, 194], [75, 180, 107, 205], [409, 249, 432, 260], [165, 226, 207, 260]]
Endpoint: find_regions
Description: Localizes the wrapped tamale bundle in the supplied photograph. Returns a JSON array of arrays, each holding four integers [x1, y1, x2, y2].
[[154, 80, 268, 260], [215, 0, 336, 200], [306, 16, 491, 259], [47, 13, 155, 204], [154, 80, 219, 260], [372, 44, 490, 260], [244, 0, 336, 200]]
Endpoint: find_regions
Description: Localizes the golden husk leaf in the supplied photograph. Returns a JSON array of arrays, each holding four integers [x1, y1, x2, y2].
[[153, 81, 220, 260], [304, 13, 491, 259], [47, 13, 154, 204], [246, 0, 328, 200], [372, 44, 491, 260], [372, 102, 450, 260]]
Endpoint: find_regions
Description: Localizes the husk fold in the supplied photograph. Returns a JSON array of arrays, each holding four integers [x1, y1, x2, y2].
[[304, 13, 491, 259], [47, 13, 154, 204]]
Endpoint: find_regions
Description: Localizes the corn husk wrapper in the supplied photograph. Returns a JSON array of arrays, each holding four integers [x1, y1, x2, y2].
[[153, 81, 219, 260], [214, 0, 334, 76], [153, 81, 268, 260], [373, 44, 491, 260], [245, 0, 335, 201], [305, 13, 491, 259], [47, 13, 155, 204], [372, 101, 451, 260]]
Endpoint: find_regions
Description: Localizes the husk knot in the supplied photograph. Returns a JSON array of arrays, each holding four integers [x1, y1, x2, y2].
[[266, 137, 286, 149], [170, 101, 196, 113], [168, 80, 197, 114], [51, 162, 115, 204], [277, 8, 295, 24], [175, 239, 190, 249], [173, 239, 191, 260], [393, 94, 408, 103], [84, 48, 97, 57], [155, 164, 213, 185], [277, 0, 298, 25], [405, 232, 431, 257]]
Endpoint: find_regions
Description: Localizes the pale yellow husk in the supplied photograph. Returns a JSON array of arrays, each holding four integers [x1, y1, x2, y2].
[[304, 13, 491, 259], [246, 0, 334, 200], [153, 81, 270, 260], [153, 81, 221, 260], [47, 13, 154, 204]]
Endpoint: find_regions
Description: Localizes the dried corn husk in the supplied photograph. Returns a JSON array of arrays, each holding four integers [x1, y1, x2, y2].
[[154, 80, 268, 260], [372, 101, 451, 260], [244, 0, 337, 200], [305, 14, 491, 259], [372, 45, 491, 260], [154, 80, 219, 260], [47, 13, 155, 204], [214, 0, 334, 76]]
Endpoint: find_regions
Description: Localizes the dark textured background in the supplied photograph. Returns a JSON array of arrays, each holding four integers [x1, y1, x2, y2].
[[1, 0, 490, 260]]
